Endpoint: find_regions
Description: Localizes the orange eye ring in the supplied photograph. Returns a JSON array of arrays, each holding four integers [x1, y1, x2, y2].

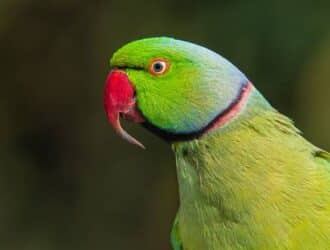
[[148, 58, 169, 76]]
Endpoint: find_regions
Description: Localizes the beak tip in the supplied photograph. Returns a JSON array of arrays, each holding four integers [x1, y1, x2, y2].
[[137, 142, 146, 150], [121, 131, 146, 149]]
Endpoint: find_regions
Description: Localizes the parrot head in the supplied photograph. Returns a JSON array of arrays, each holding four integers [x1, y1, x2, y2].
[[104, 37, 252, 148]]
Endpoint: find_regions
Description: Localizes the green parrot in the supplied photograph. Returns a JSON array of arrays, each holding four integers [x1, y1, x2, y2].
[[103, 37, 330, 250]]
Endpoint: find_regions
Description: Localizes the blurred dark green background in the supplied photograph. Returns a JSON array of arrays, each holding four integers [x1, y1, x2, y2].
[[0, 0, 329, 249]]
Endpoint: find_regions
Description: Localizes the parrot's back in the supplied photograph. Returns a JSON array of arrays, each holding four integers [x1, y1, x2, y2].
[[172, 90, 330, 250]]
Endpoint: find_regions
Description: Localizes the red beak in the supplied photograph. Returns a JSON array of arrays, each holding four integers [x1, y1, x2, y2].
[[104, 70, 145, 149]]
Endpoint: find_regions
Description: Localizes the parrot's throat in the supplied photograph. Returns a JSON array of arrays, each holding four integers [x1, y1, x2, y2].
[[143, 81, 254, 142]]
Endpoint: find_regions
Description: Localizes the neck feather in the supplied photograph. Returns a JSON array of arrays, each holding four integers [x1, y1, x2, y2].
[[203, 81, 253, 136], [143, 81, 254, 142]]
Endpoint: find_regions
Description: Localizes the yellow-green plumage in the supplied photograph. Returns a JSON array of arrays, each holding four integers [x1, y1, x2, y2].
[[105, 37, 330, 250], [172, 89, 330, 249]]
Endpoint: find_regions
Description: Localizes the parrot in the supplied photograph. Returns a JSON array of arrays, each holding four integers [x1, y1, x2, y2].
[[103, 37, 330, 250]]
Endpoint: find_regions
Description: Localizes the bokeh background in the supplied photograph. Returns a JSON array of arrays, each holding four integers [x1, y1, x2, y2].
[[0, 0, 329, 249]]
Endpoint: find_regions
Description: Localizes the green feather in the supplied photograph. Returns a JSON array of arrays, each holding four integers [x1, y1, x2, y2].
[[171, 214, 183, 250], [172, 90, 330, 249], [108, 37, 330, 249], [111, 37, 248, 135]]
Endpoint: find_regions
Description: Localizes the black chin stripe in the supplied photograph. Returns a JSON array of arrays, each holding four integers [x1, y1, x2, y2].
[[142, 80, 252, 142], [142, 122, 196, 142]]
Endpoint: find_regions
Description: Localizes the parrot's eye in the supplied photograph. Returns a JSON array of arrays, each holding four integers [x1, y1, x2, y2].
[[149, 59, 169, 76]]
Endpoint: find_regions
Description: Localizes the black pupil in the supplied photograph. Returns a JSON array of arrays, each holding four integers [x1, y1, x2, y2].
[[153, 62, 164, 72]]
